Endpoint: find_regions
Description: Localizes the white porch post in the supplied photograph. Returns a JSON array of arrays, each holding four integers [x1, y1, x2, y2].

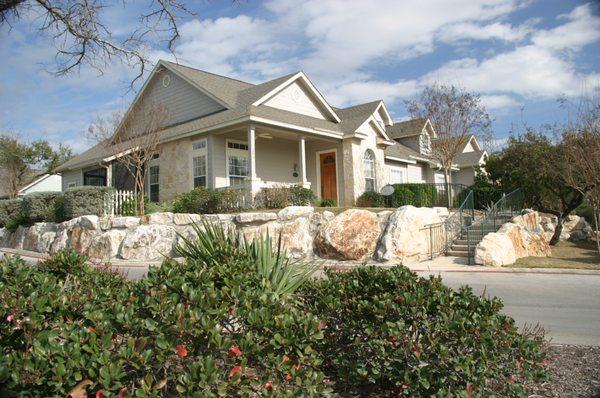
[[247, 124, 257, 180], [298, 136, 310, 188], [105, 163, 113, 188], [245, 124, 261, 202]]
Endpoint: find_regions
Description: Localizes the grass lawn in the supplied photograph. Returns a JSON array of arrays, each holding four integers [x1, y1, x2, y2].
[[514, 240, 600, 270]]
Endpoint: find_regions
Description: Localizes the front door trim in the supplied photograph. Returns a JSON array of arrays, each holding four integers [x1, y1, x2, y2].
[[315, 148, 340, 205]]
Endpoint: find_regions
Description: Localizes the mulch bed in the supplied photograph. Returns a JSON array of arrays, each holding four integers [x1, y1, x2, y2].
[[527, 345, 600, 398]]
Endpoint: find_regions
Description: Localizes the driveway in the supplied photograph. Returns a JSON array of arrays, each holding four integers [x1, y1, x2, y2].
[[414, 269, 600, 346]]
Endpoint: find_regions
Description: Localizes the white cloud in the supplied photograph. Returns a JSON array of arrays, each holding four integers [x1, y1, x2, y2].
[[437, 21, 534, 43], [480, 94, 522, 110], [532, 3, 600, 51]]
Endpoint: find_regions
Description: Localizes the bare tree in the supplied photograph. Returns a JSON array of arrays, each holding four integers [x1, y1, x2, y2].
[[0, 0, 194, 87], [88, 101, 170, 215], [559, 90, 600, 253], [406, 84, 492, 207]]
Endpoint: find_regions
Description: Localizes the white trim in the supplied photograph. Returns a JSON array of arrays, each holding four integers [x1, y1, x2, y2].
[[423, 119, 437, 139], [384, 155, 417, 164], [225, 138, 249, 187], [190, 138, 208, 189], [252, 72, 341, 123], [18, 174, 51, 194], [374, 101, 393, 126], [388, 165, 407, 184], [249, 116, 342, 139], [315, 148, 340, 205]]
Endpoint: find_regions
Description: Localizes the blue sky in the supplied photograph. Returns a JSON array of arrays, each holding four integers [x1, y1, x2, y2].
[[1, 0, 598, 153]]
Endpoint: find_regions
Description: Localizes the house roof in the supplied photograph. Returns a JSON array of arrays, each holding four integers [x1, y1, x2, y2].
[[56, 62, 393, 172], [386, 118, 427, 139], [384, 142, 422, 162], [455, 150, 485, 167]]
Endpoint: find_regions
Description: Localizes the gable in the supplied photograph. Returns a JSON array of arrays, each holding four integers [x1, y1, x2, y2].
[[463, 139, 475, 152], [144, 68, 226, 126], [263, 80, 331, 121]]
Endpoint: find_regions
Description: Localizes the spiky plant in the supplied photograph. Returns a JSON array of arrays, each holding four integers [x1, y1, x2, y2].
[[175, 220, 318, 295]]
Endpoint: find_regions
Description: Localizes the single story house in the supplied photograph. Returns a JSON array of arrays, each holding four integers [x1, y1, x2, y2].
[[18, 174, 63, 196], [55, 60, 486, 206]]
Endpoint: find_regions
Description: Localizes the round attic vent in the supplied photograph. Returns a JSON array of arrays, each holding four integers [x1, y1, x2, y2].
[[291, 87, 301, 102], [162, 74, 171, 87]]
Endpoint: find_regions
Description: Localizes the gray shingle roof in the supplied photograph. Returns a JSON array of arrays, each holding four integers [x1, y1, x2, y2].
[[386, 118, 427, 139], [455, 150, 485, 167], [56, 62, 388, 172]]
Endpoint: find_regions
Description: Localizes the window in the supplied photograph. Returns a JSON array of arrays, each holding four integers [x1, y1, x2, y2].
[[191, 139, 208, 188], [149, 165, 159, 202], [364, 150, 376, 192], [193, 155, 206, 187], [227, 140, 248, 187], [390, 166, 405, 184], [67, 182, 77, 188], [83, 168, 107, 186], [419, 132, 431, 154]]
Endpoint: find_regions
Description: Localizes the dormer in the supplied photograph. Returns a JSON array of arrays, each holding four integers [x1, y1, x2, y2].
[[386, 118, 436, 155]]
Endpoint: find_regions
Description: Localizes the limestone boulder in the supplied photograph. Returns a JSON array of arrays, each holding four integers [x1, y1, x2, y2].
[[119, 224, 176, 260], [235, 212, 278, 224], [475, 233, 517, 267], [22, 223, 58, 253], [74, 215, 99, 230], [316, 209, 381, 260], [4, 226, 28, 250], [278, 206, 314, 221], [376, 206, 443, 263], [112, 216, 141, 229], [70, 226, 98, 256], [88, 230, 127, 260], [99, 217, 112, 230], [143, 212, 174, 225], [173, 213, 203, 226], [0, 228, 6, 247], [377, 210, 393, 230], [279, 217, 313, 258]]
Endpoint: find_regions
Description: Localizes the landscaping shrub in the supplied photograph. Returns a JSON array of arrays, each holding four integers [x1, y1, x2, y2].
[[390, 183, 439, 207], [0, 198, 23, 228], [63, 186, 113, 219], [301, 266, 547, 396], [22, 191, 63, 223], [254, 187, 291, 209], [356, 191, 386, 208], [288, 186, 316, 206], [172, 187, 244, 214]]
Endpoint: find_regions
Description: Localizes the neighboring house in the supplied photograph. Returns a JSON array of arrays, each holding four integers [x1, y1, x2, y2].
[[17, 174, 63, 196], [55, 60, 485, 206]]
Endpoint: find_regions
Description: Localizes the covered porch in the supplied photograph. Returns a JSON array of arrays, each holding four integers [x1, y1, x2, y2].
[[206, 123, 343, 204]]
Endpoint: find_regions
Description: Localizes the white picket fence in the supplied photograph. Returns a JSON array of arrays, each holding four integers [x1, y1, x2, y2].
[[103, 190, 138, 217]]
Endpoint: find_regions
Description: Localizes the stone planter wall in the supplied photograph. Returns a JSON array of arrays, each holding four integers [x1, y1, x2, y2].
[[0, 205, 450, 264]]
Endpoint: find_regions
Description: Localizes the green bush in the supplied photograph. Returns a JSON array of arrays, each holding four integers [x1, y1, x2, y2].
[[356, 191, 386, 208], [301, 266, 547, 396], [172, 187, 244, 214], [63, 186, 113, 219], [254, 187, 291, 209], [576, 201, 597, 229], [289, 186, 316, 206], [22, 191, 63, 223], [0, 237, 327, 396], [0, 198, 23, 228], [319, 198, 336, 207], [390, 184, 439, 207]]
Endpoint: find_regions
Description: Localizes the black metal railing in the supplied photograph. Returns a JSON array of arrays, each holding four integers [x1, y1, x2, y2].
[[384, 183, 471, 209], [464, 188, 524, 264]]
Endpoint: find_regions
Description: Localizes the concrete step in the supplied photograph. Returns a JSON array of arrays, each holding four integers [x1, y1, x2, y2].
[[447, 250, 472, 257], [451, 244, 475, 251], [453, 239, 482, 245]]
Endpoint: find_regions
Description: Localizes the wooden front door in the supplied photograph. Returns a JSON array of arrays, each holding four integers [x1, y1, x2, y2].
[[319, 152, 337, 203]]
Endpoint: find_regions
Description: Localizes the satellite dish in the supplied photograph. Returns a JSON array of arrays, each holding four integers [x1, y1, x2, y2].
[[381, 184, 394, 196]]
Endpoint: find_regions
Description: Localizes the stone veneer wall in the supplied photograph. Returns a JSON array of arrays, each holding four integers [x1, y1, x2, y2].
[[0, 206, 450, 264]]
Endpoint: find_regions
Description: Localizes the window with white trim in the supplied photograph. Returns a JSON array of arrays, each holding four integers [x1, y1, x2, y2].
[[227, 140, 248, 187], [364, 150, 376, 192], [149, 165, 159, 202], [192, 139, 207, 188], [389, 166, 406, 184]]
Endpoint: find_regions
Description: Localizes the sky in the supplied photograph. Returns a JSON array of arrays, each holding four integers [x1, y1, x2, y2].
[[0, 0, 599, 154]]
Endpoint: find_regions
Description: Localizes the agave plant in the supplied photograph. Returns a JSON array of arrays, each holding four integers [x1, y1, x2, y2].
[[175, 219, 318, 295]]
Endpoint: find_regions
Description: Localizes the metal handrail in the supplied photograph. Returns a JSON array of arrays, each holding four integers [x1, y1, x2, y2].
[[464, 188, 523, 264]]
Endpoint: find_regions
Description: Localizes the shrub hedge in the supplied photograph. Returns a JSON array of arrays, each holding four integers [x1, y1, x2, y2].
[[301, 266, 548, 396], [172, 187, 245, 214], [0, 223, 548, 396], [63, 186, 113, 220], [0, 198, 23, 228], [390, 183, 439, 207], [255, 186, 316, 209], [22, 191, 63, 223], [356, 191, 386, 208]]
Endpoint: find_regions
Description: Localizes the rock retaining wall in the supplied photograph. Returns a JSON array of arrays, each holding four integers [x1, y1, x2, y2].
[[0, 205, 450, 264]]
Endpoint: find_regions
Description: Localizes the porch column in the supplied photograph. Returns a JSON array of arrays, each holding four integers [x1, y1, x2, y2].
[[245, 124, 262, 202], [247, 124, 257, 180], [298, 136, 310, 188], [105, 163, 113, 187]]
